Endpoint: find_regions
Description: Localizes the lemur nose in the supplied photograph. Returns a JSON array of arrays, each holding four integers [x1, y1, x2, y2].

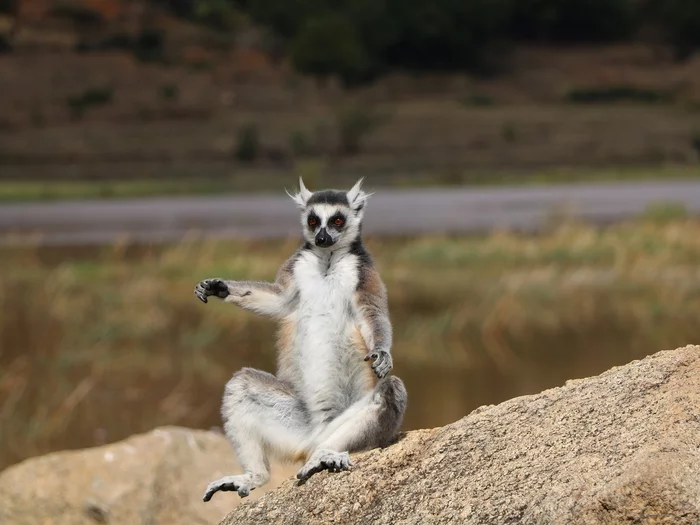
[[315, 228, 334, 247]]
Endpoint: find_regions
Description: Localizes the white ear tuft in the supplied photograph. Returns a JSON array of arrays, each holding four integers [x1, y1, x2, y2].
[[286, 177, 313, 208], [346, 177, 372, 211]]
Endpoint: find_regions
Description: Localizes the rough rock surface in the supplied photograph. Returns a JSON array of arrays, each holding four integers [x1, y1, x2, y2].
[[0, 426, 296, 525], [220, 345, 700, 525]]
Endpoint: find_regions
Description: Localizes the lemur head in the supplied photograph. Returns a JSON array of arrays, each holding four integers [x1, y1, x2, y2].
[[287, 178, 372, 249]]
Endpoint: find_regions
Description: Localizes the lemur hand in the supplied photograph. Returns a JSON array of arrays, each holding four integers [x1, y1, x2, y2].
[[194, 278, 230, 303], [364, 350, 393, 379]]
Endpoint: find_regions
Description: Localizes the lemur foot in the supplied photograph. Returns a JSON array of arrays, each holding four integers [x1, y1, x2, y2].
[[296, 449, 352, 482], [364, 350, 393, 378], [203, 474, 255, 501], [194, 278, 230, 303]]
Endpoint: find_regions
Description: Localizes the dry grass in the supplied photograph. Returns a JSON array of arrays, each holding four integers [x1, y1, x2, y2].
[[2, 217, 700, 471], [3, 42, 700, 179], [3, 103, 699, 177]]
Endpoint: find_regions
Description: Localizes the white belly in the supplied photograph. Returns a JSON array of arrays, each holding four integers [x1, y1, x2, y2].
[[292, 252, 370, 420]]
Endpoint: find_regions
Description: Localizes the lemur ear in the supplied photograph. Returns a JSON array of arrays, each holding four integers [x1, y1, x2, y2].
[[286, 177, 313, 208], [347, 177, 372, 212]]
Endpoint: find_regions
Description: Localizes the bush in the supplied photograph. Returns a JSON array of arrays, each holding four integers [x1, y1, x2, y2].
[[235, 123, 260, 162], [51, 2, 102, 25], [336, 105, 390, 155], [462, 94, 495, 107], [510, 0, 638, 42], [159, 84, 180, 102], [691, 132, 700, 156], [194, 0, 245, 31], [239, 0, 311, 39], [133, 28, 167, 64], [644, 0, 700, 60], [565, 86, 673, 104], [168, 0, 245, 30], [289, 130, 313, 157], [241, 0, 514, 83], [290, 15, 371, 85], [381, 0, 513, 75], [66, 86, 114, 120]]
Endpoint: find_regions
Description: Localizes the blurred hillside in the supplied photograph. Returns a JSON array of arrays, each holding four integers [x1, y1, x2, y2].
[[1, 0, 700, 190]]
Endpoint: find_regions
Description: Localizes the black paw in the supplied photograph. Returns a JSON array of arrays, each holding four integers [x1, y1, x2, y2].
[[296, 451, 351, 482], [194, 278, 229, 304], [203, 476, 252, 501], [364, 350, 393, 379]]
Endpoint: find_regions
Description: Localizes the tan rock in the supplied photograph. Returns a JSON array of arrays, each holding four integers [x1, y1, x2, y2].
[[220, 345, 700, 525], [0, 426, 296, 525]]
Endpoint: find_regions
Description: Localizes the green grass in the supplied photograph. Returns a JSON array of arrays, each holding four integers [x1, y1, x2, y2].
[[0, 178, 248, 202], [429, 165, 700, 188], [2, 218, 700, 470], [1, 165, 700, 202]]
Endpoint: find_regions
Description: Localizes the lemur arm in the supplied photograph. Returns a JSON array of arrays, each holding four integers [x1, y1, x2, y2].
[[355, 266, 394, 378], [195, 254, 298, 319]]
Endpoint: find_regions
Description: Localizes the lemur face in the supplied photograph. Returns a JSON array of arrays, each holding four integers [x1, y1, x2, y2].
[[287, 178, 370, 249], [305, 196, 351, 248]]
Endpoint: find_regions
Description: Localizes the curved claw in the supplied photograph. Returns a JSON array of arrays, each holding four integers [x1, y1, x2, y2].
[[296, 450, 351, 482], [194, 278, 229, 304], [364, 350, 393, 379], [195, 288, 208, 303], [203, 475, 252, 501]]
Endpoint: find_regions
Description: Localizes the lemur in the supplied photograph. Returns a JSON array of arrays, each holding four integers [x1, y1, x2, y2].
[[194, 178, 407, 502]]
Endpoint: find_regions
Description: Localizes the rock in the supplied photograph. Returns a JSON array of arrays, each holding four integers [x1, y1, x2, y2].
[[0, 426, 296, 525], [219, 345, 700, 525]]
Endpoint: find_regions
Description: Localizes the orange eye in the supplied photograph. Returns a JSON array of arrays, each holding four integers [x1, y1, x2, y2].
[[334, 217, 344, 226], [308, 216, 318, 227]]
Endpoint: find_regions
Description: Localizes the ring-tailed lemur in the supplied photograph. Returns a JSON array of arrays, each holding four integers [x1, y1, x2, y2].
[[194, 178, 407, 501]]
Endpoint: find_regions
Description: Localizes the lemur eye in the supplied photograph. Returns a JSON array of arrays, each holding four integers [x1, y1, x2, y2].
[[308, 216, 318, 227], [333, 217, 344, 227]]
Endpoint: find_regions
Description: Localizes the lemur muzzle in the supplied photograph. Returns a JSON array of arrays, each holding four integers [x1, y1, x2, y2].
[[315, 228, 334, 247]]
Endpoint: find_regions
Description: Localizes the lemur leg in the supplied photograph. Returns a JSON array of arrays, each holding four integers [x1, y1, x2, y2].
[[204, 367, 310, 501], [296, 376, 407, 481]]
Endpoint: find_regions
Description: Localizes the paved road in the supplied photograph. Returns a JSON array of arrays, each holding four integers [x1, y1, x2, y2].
[[1, 180, 699, 246]]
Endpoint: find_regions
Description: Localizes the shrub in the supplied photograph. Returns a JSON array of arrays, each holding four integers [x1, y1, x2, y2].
[[501, 123, 518, 142], [644, 0, 700, 60], [381, 0, 514, 76], [133, 28, 167, 64], [336, 105, 390, 155], [463, 94, 495, 107], [565, 86, 673, 104], [691, 131, 700, 156], [168, 0, 245, 30], [235, 123, 260, 162], [194, 0, 245, 31], [510, 0, 638, 42], [242, 0, 514, 82], [66, 86, 114, 120], [289, 130, 313, 157], [290, 15, 371, 85], [159, 84, 180, 102], [51, 2, 102, 25]]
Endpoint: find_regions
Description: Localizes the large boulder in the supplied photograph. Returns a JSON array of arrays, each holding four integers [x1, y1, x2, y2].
[[220, 344, 700, 525], [0, 426, 296, 525]]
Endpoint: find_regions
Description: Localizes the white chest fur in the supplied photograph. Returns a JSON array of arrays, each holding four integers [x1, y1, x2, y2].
[[292, 250, 363, 407], [294, 250, 359, 311]]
